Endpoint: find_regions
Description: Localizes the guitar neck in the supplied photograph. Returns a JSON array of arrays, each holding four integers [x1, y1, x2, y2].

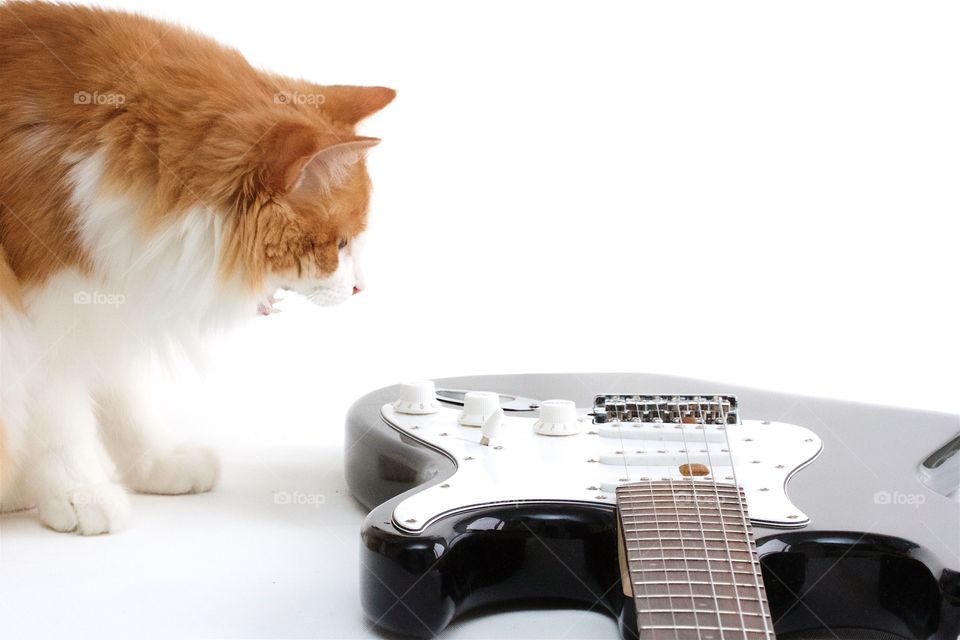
[[616, 480, 775, 640]]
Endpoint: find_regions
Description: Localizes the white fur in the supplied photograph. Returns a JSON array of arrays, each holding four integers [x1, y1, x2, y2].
[[0, 149, 364, 534]]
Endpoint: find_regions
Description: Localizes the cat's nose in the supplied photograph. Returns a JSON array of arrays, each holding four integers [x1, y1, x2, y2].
[[352, 286, 362, 296]]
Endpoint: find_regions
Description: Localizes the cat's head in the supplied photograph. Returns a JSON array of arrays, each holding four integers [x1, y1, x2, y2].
[[219, 84, 395, 307]]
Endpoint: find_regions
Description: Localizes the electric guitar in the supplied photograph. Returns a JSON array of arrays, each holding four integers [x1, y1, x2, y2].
[[345, 373, 960, 639]]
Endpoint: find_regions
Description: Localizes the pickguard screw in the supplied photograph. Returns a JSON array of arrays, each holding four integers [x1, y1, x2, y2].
[[587, 431, 598, 435], [439, 432, 448, 437], [596, 495, 607, 500], [587, 486, 599, 491], [493, 445, 503, 450], [405, 518, 417, 523], [587, 458, 598, 463], [804, 438, 813, 442], [751, 460, 761, 464], [619, 477, 629, 482], [464, 456, 475, 461], [409, 426, 419, 430], [758, 488, 769, 492], [439, 484, 450, 488], [761, 420, 771, 425], [786, 514, 799, 519], [775, 464, 784, 469], [744, 438, 753, 442]]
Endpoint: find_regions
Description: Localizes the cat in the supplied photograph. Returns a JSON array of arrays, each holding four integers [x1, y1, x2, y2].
[[0, 1, 395, 534]]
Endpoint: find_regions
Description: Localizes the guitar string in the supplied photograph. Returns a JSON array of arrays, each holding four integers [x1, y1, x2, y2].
[[711, 398, 764, 638], [650, 401, 679, 635], [676, 401, 716, 640], [613, 401, 652, 639], [695, 397, 747, 638]]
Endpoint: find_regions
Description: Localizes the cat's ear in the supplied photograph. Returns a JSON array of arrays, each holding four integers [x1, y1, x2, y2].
[[320, 86, 396, 125], [261, 123, 380, 193]]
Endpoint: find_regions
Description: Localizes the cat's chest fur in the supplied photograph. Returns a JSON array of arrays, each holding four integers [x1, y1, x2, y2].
[[17, 150, 263, 379]]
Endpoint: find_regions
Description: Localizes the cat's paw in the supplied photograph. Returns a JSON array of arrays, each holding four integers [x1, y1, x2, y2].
[[37, 482, 130, 535], [127, 444, 219, 495]]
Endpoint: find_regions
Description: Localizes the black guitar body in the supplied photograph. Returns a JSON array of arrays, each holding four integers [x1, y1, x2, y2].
[[346, 374, 960, 639]]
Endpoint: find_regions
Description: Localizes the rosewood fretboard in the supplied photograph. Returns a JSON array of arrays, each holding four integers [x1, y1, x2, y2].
[[616, 479, 775, 640]]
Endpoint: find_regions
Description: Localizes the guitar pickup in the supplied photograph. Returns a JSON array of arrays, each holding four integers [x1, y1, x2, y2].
[[592, 394, 739, 425]]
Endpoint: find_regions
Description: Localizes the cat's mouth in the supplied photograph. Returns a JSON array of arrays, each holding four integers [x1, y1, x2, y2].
[[259, 284, 354, 314], [303, 285, 354, 307]]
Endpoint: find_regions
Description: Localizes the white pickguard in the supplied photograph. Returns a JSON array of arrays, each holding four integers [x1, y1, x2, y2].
[[382, 405, 823, 534]]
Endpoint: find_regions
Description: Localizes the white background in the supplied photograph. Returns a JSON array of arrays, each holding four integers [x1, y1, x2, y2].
[[1, 2, 958, 639], [167, 0, 958, 416]]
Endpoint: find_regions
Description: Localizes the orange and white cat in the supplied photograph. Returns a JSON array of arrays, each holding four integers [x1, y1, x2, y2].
[[0, 1, 394, 534]]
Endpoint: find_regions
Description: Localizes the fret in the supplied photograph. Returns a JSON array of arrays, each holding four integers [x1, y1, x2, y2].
[[620, 505, 751, 516], [642, 625, 771, 632], [627, 542, 754, 552], [619, 493, 745, 503], [623, 527, 754, 536], [644, 631, 771, 640], [616, 479, 775, 639], [631, 568, 764, 578], [625, 535, 753, 543], [635, 593, 769, 606], [627, 555, 761, 566], [633, 579, 765, 589], [642, 609, 768, 616], [623, 517, 755, 528]]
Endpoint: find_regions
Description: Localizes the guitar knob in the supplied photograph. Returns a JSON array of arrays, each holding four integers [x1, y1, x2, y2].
[[458, 391, 500, 427], [393, 381, 441, 415], [533, 399, 581, 436]]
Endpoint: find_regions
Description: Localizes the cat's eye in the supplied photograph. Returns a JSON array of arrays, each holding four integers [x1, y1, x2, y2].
[[338, 238, 349, 250]]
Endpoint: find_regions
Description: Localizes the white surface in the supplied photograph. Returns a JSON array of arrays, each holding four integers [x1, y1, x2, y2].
[[1, 1, 959, 638], [382, 405, 822, 531]]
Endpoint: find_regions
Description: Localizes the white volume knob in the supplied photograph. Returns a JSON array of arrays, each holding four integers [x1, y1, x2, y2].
[[393, 381, 441, 415], [458, 391, 500, 427], [533, 399, 581, 436]]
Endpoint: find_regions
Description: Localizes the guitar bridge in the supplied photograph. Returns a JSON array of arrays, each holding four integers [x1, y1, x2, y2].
[[591, 394, 739, 425]]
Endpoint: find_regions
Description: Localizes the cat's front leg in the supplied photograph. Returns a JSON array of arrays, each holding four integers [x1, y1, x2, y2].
[[26, 381, 130, 535], [97, 381, 219, 496]]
